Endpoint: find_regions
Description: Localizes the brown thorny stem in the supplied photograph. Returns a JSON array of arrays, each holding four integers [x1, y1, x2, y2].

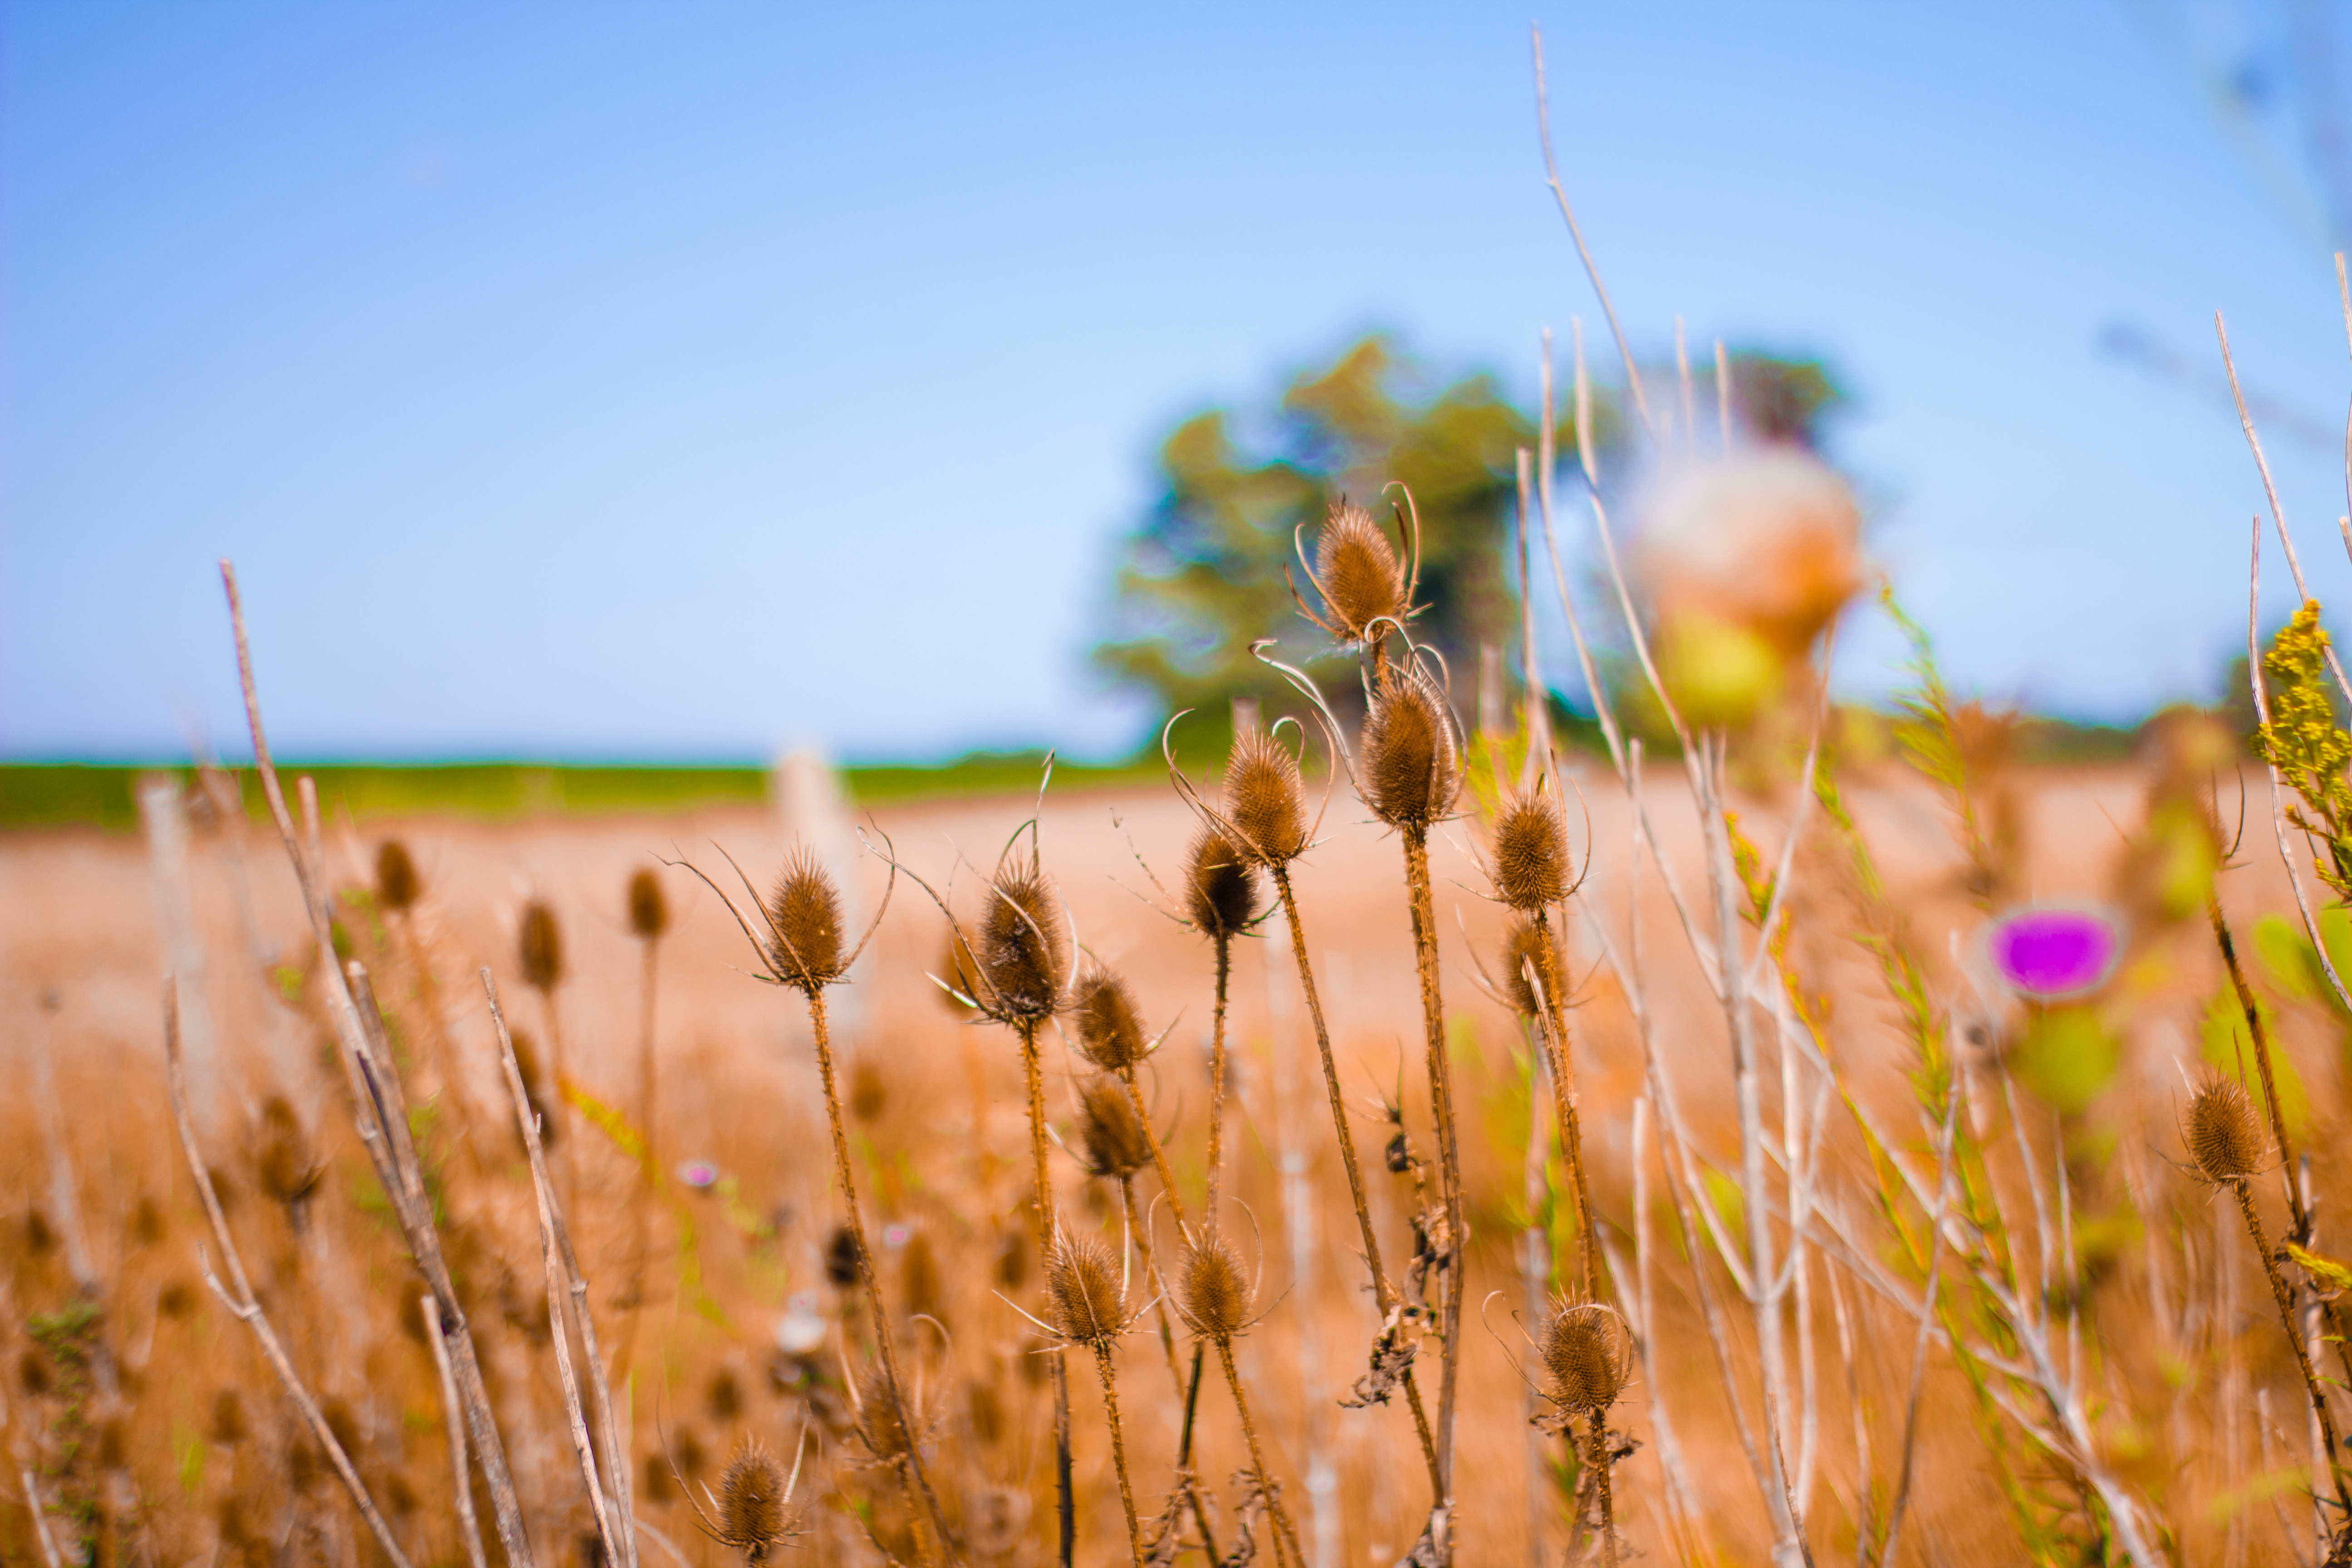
[[2212, 899, 2352, 1395], [1529, 910, 1601, 1302], [1119, 1174, 1224, 1563], [1092, 1342, 1146, 1565], [2231, 1176, 2352, 1518], [1588, 1409, 1619, 1568], [1267, 863, 1446, 1500], [1401, 827, 1467, 1505], [805, 990, 951, 1563], [1206, 933, 1233, 1227], [1017, 1017, 1078, 1568], [1215, 1338, 1310, 1568]]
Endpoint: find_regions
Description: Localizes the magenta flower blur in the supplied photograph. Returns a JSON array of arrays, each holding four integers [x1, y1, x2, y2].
[[1986, 906, 2119, 999], [676, 1158, 720, 1190]]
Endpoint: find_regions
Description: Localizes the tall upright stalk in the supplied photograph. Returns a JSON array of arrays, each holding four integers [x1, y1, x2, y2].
[[1526, 910, 1599, 1301], [1399, 827, 1466, 1506], [1205, 933, 1234, 1225]]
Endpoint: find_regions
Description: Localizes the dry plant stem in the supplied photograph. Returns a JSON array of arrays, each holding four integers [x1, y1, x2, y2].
[[804, 988, 948, 1565], [1206, 933, 1233, 1226], [1401, 827, 1467, 1506], [1267, 863, 1443, 1499], [424, 1295, 491, 1568], [2232, 1177, 2352, 1518], [162, 981, 415, 1568], [219, 560, 532, 1568], [1586, 1410, 1618, 1568], [1877, 1096, 1960, 1568], [1054, 1360, 1076, 1568], [617, 933, 660, 1388], [1017, 1015, 1077, 1568], [1091, 1344, 1146, 1566], [1527, 920, 1598, 1300], [1215, 1338, 1308, 1568], [484, 975, 624, 1568], [20, 1467, 64, 1568], [1119, 1181, 1225, 1567], [1120, 1065, 1191, 1234], [1530, 24, 1652, 437]]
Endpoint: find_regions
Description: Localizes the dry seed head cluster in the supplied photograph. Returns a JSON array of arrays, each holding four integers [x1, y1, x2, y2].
[[977, 868, 1069, 1020], [1361, 676, 1461, 829], [1313, 501, 1408, 643], [1176, 1234, 1253, 1341], [853, 1362, 911, 1460], [713, 1438, 793, 1565], [1072, 964, 1150, 1072], [1491, 787, 1571, 910], [1222, 730, 1310, 867], [1540, 1301, 1632, 1414], [1498, 914, 1565, 1019], [1042, 1233, 1129, 1348], [2184, 1072, 2266, 1183], [1075, 1076, 1152, 1179], [627, 866, 670, 941], [517, 898, 564, 991], [763, 850, 847, 990], [1184, 829, 1263, 937]]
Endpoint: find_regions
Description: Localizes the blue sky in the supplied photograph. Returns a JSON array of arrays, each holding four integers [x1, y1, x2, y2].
[[8, 1, 2352, 763]]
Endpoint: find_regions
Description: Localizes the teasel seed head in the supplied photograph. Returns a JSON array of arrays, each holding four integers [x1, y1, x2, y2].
[[1540, 1300, 1633, 1413], [517, 899, 564, 992], [1072, 963, 1150, 1072], [1497, 915, 1565, 1019], [852, 1363, 911, 1460], [715, 1438, 792, 1565], [1223, 729, 1310, 867], [1042, 1232, 1129, 1348], [255, 1096, 320, 1210], [848, 1059, 887, 1123], [1184, 829, 1263, 937], [1312, 501, 1409, 643], [627, 867, 669, 941], [1491, 787, 1571, 910], [764, 850, 847, 991], [1075, 1075, 1152, 1179], [374, 840, 419, 912], [2184, 1071, 2266, 1183], [977, 868, 1069, 1021], [823, 1223, 862, 1289], [1361, 674, 1462, 829], [1176, 1233, 1253, 1342]]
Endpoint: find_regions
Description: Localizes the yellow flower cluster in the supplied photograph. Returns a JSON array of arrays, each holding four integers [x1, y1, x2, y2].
[[2257, 599, 2352, 899]]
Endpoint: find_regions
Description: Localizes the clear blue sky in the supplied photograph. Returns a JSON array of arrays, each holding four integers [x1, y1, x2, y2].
[[8, 0, 2352, 763]]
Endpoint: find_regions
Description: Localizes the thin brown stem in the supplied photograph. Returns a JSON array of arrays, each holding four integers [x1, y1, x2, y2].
[[1588, 1410, 1618, 1568], [422, 1295, 490, 1568], [1018, 1014, 1074, 1568], [1093, 1343, 1145, 1566], [805, 989, 950, 1564], [1529, 912, 1598, 1302], [1268, 865, 1443, 1501], [1216, 1338, 1308, 1568], [1206, 933, 1233, 1228], [2234, 1178, 2352, 1519], [1401, 826, 1465, 1503], [1121, 1180, 1224, 1566], [1120, 1066, 1191, 1235], [616, 936, 660, 1392]]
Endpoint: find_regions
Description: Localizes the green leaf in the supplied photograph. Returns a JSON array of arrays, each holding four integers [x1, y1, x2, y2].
[[2012, 1005, 2119, 1114], [2288, 1241, 2352, 1293]]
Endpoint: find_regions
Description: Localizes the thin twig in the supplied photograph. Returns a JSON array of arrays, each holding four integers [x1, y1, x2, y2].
[[1532, 25, 1652, 437], [423, 1294, 490, 1568]]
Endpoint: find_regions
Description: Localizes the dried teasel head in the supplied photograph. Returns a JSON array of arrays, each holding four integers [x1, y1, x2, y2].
[[375, 840, 419, 913], [1490, 787, 1571, 910], [2183, 1071, 2266, 1184], [255, 1096, 320, 1209], [851, 1363, 911, 1460], [1075, 1075, 1152, 1179], [710, 1437, 795, 1565], [976, 868, 1069, 1021], [1360, 673, 1462, 830], [1184, 829, 1264, 938], [1311, 501, 1409, 644], [1223, 729, 1309, 868], [1539, 1300, 1633, 1414], [1497, 915, 1565, 1019], [517, 899, 564, 992], [763, 851, 847, 991], [1041, 1232, 1130, 1348], [1175, 1233, 1254, 1342], [1071, 963, 1150, 1072], [627, 867, 669, 941]]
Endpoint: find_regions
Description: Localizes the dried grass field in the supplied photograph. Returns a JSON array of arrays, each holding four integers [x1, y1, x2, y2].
[[5, 713, 2333, 1567]]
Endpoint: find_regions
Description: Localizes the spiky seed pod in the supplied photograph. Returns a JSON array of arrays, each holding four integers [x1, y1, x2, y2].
[[823, 1224, 862, 1288], [1223, 730, 1310, 867], [848, 1059, 887, 1122], [1072, 964, 1150, 1072], [1184, 830, 1262, 936], [1541, 1301, 1633, 1413], [517, 900, 564, 992], [627, 867, 669, 941], [375, 840, 419, 912], [1361, 676, 1461, 829], [1498, 915, 1565, 1019], [1176, 1234, 1252, 1341], [209, 1389, 249, 1446], [853, 1364, 911, 1460], [1075, 1075, 1152, 1179], [1313, 502, 1408, 642], [1491, 788, 1571, 910], [714, 1438, 792, 1565], [2185, 1073, 2266, 1183], [255, 1096, 316, 1207], [1043, 1233, 1128, 1348], [977, 868, 1069, 1021], [764, 851, 846, 990]]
